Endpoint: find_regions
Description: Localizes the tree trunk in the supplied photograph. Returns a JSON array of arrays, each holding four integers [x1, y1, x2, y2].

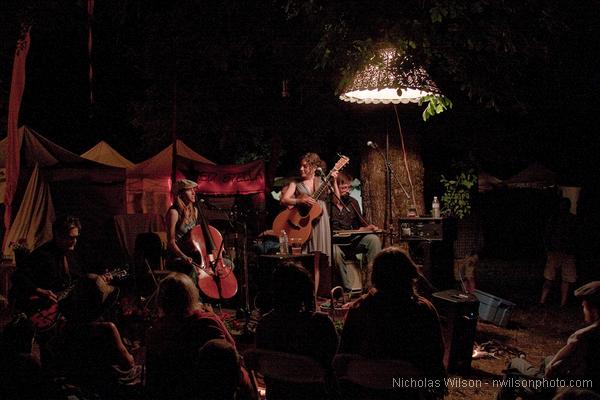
[[361, 126, 425, 243]]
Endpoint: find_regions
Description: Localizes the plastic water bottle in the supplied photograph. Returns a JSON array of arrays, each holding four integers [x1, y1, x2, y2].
[[279, 230, 289, 255], [432, 196, 441, 219]]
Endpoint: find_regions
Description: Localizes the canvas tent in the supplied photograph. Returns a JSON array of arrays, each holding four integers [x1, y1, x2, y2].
[[1, 126, 127, 268], [81, 140, 135, 168], [0, 137, 7, 204], [504, 163, 557, 189], [126, 140, 214, 215], [478, 171, 503, 192]]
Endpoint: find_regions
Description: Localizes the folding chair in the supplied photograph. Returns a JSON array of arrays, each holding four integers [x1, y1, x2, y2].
[[243, 348, 335, 400], [333, 353, 430, 400]]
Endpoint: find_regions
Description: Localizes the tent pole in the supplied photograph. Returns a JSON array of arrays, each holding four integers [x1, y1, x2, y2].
[[171, 64, 177, 199]]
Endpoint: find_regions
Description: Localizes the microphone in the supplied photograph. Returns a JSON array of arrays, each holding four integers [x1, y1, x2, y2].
[[315, 167, 325, 177], [198, 198, 216, 210], [366, 141, 378, 149]]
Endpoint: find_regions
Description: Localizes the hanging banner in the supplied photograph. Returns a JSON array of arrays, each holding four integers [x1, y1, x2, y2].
[[196, 160, 265, 195], [4, 25, 31, 241]]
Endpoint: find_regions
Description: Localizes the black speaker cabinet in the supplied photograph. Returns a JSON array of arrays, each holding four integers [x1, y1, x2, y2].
[[432, 289, 479, 375], [398, 217, 456, 241], [256, 253, 330, 310]]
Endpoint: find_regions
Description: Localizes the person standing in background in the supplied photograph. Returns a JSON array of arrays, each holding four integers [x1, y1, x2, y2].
[[540, 197, 578, 307], [453, 210, 484, 294]]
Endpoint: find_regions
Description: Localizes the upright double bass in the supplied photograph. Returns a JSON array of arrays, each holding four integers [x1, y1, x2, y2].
[[186, 205, 238, 300]]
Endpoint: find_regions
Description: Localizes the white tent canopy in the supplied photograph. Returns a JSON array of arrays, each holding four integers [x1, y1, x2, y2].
[[81, 140, 135, 168]]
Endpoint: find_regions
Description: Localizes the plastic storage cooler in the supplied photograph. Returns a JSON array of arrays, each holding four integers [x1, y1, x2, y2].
[[473, 289, 515, 327]]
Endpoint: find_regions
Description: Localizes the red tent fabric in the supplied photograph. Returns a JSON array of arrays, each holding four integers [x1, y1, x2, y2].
[[125, 140, 214, 215]]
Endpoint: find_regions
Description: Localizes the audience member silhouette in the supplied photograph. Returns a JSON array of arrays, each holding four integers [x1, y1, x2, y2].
[[497, 281, 600, 399], [255, 261, 338, 399], [45, 273, 140, 398], [0, 313, 60, 399], [196, 339, 243, 400], [553, 388, 600, 400], [256, 261, 338, 365], [145, 272, 251, 400], [339, 246, 447, 399]]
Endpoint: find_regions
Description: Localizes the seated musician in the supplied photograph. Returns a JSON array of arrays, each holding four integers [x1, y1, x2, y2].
[[166, 179, 201, 279], [11, 215, 85, 311], [331, 172, 381, 291], [166, 179, 236, 299]]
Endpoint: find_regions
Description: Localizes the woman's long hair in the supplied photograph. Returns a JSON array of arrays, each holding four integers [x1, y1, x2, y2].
[[175, 192, 197, 226], [371, 247, 419, 297], [300, 152, 326, 171], [157, 272, 201, 318], [272, 261, 315, 312]]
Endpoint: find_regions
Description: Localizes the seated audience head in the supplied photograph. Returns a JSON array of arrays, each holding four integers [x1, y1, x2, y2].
[[157, 272, 201, 318], [371, 247, 418, 296], [1, 313, 34, 354], [62, 273, 118, 323], [574, 281, 600, 323], [559, 197, 572, 213], [52, 215, 81, 252], [553, 387, 600, 399], [195, 339, 241, 400], [272, 261, 315, 312]]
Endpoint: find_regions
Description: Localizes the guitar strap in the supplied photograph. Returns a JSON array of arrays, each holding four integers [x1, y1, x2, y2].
[[62, 255, 71, 283]]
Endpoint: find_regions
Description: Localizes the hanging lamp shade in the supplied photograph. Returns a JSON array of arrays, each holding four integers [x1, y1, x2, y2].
[[339, 47, 441, 104]]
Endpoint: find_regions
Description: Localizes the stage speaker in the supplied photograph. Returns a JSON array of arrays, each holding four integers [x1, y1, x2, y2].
[[256, 253, 330, 310], [431, 289, 479, 376]]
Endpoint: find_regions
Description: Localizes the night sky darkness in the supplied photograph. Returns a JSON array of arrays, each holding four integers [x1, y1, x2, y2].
[[2, 1, 600, 266]]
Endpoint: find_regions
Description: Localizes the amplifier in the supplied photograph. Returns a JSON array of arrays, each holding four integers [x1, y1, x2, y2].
[[432, 289, 479, 375], [398, 217, 455, 241]]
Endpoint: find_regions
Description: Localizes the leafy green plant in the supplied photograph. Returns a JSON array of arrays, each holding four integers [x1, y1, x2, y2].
[[440, 169, 477, 219], [420, 95, 453, 121]]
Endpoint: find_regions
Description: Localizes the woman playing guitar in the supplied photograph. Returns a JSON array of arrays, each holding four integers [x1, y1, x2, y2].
[[279, 153, 339, 259]]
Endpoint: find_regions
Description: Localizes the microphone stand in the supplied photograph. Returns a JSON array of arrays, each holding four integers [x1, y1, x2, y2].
[[237, 215, 253, 342], [370, 137, 410, 245], [320, 173, 346, 303]]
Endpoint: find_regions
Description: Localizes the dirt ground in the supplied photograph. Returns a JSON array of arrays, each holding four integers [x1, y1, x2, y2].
[[445, 258, 584, 400]]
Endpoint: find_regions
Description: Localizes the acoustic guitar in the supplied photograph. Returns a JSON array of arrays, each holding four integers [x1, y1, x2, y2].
[[28, 268, 128, 331], [272, 155, 350, 245]]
